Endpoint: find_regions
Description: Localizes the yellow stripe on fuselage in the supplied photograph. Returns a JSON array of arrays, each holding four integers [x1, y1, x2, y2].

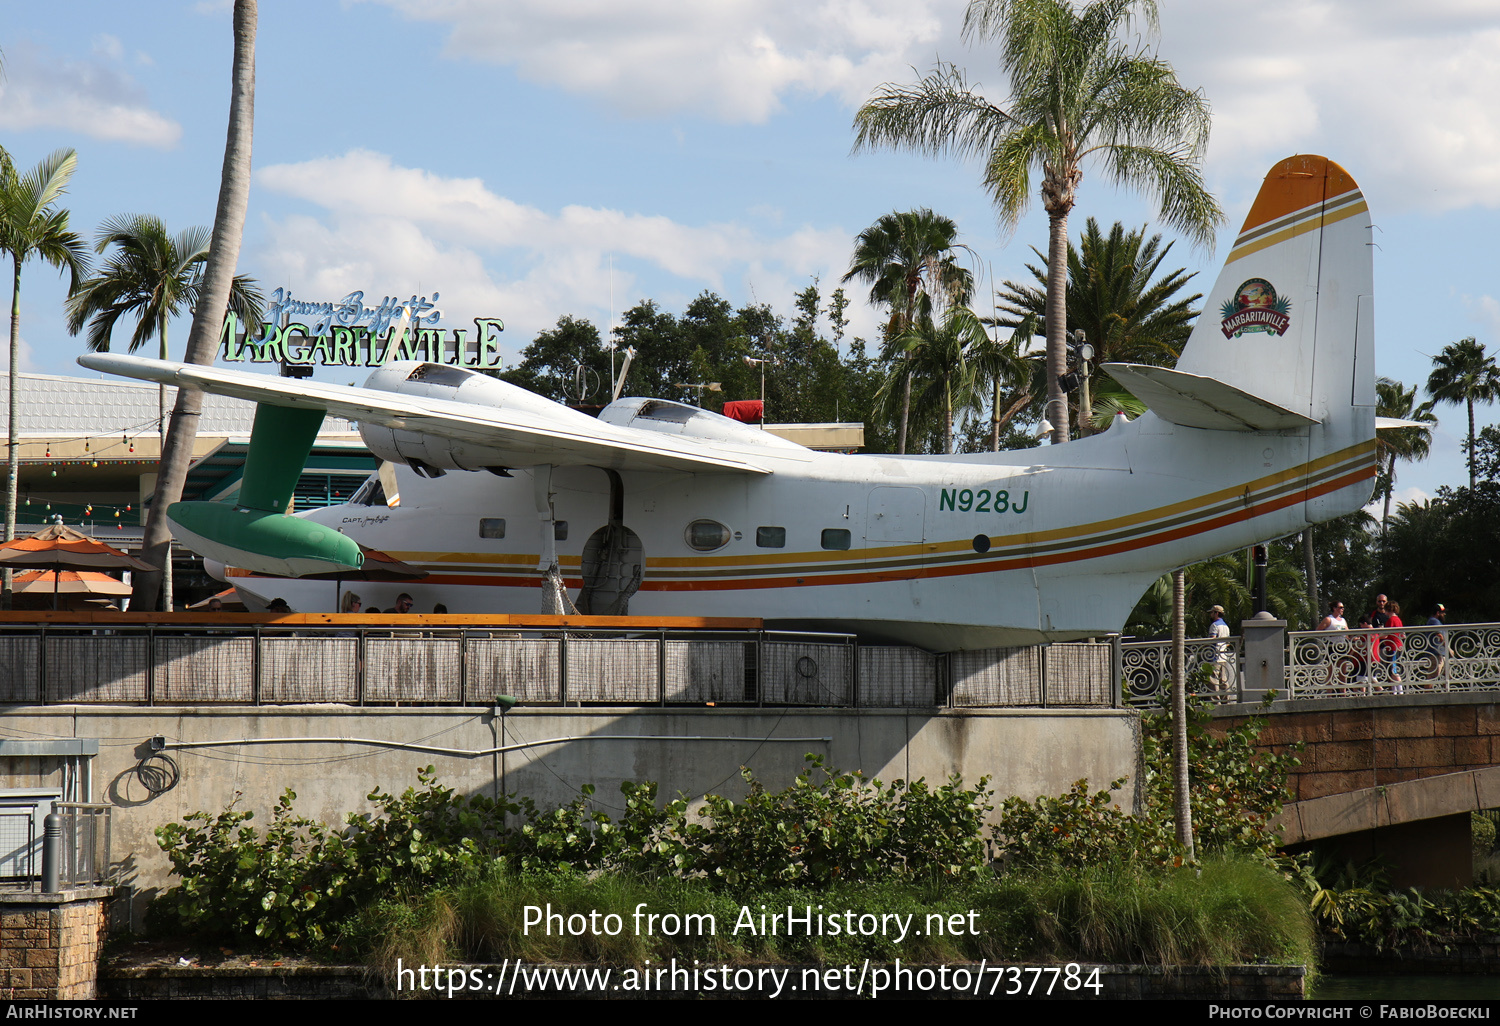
[[371, 440, 1376, 583]]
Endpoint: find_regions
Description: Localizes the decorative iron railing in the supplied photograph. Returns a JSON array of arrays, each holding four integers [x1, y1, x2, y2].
[[1285, 624, 1500, 699], [1120, 637, 1242, 708]]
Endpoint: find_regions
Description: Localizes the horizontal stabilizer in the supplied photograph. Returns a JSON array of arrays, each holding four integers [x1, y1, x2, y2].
[[1102, 363, 1319, 431], [1376, 417, 1429, 431]]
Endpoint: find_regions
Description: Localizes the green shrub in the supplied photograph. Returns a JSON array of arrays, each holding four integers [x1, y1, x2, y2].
[[151, 757, 996, 945], [153, 790, 354, 945], [1140, 694, 1302, 860], [659, 757, 994, 888], [1473, 811, 1496, 858], [993, 778, 1182, 871]]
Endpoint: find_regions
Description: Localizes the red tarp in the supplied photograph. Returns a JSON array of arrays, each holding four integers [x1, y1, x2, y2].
[[722, 400, 764, 424]]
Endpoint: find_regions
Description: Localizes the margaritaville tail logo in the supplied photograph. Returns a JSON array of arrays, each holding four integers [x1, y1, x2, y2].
[[1220, 278, 1291, 339]]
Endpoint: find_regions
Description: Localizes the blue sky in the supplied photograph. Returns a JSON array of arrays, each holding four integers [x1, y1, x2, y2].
[[4, 0, 1500, 503]]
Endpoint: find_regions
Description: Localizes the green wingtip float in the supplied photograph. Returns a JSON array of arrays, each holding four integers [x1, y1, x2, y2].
[[167, 403, 365, 577]]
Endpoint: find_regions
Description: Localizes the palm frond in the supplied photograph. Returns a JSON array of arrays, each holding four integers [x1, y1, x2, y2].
[[66, 213, 261, 355], [852, 63, 1013, 166]]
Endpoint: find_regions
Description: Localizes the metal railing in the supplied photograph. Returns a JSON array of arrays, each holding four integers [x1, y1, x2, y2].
[[1285, 623, 1500, 699], [1120, 637, 1242, 708], [0, 623, 1122, 710], [50, 804, 112, 890], [0, 802, 111, 891], [0, 802, 39, 881]]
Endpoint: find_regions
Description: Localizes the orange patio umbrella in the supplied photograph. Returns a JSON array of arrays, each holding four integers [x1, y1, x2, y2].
[[0, 524, 156, 610], [0, 524, 156, 572]]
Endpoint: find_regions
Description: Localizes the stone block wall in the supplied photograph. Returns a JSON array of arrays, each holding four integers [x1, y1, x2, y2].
[[0, 890, 111, 1000], [1218, 697, 1500, 802]]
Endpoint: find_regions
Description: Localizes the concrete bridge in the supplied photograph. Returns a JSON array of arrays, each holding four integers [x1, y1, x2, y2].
[[1214, 692, 1500, 887], [1124, 617, 1500, 887]]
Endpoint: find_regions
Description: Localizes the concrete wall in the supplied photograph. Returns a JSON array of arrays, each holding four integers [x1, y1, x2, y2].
[[2, 703, 1139, 926]]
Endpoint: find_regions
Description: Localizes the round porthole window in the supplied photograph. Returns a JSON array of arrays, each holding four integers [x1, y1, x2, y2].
[[685, 519, 732, 551]]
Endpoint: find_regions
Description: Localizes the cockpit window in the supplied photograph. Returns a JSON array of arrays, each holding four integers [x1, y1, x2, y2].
[[636, 400, 701, 424], [407, 364, 477, 387], [349, 473, 386, 507]]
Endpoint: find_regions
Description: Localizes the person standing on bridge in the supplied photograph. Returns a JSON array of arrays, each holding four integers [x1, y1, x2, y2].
[[1318, 601, 1351, 693], [1317, 601, 1348, 631], [1208, 605, 1232, 696], [1425, 603, 1449, 681], [1386, 600, 1406, 692]]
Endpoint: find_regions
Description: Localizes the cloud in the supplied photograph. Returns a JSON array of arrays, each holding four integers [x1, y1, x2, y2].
[[1458, 294, 1500, 339], [254, 150, 865, 351], [362, 0, 960, 122], [354, 0, 1500, 215], [0, 41, 180, 147], [1366, 484, 1432, 520], [1161, 0, 1500, 213]]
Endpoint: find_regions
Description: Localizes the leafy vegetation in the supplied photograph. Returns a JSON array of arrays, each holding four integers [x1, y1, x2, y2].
[[150, 758, 995, 947], [853, 0, 1221, 443], [148, 695, 1316, 977], [994, 217, 1203, 436], [994, 693, 1300, 873], [347, 859, 1313, 981], [1299, 851, 1500, 956]]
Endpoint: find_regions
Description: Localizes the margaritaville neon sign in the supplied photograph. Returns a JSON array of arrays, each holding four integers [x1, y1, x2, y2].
[[220, 288, 505, 368]]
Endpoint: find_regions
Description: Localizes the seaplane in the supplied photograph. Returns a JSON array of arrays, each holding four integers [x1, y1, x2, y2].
[[80, 155, 1379, 650]]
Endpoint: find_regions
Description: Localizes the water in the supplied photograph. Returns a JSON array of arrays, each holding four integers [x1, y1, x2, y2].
[[1311, 975, 1500, 1000]]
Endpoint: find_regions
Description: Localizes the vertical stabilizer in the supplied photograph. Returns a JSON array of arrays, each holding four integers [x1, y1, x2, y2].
[[1175, 154, 1373, 418], [1112, 155, 1378, 523]]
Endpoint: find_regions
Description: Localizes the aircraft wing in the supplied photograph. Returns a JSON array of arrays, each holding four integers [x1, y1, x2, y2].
[[77, 353, 772, 475]]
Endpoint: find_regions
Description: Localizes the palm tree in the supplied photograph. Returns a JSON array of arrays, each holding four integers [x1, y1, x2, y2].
[[1374, 377, 1435, 529], [66, 214, 264, 438], [995, 218, 1201, 435], [883, 305, 988, 454], [135, 0, 257, 612], [842, 209, 974, 453], [969, 315, 1040, 450], [1426, 337, 1500, 490], [853, 0, 1222, 444], [0, 149, 89, 608]]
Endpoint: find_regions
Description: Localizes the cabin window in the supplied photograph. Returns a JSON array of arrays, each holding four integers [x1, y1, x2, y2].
[[756, 527, 786, 548], [685, 519, 732, 551], [479, 518, 506, 539], [554, 521, 568, 541], [821, 528, 851, 551]]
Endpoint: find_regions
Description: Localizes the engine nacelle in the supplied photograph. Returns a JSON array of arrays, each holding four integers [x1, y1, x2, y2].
[[357, 361, 569, 474]]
